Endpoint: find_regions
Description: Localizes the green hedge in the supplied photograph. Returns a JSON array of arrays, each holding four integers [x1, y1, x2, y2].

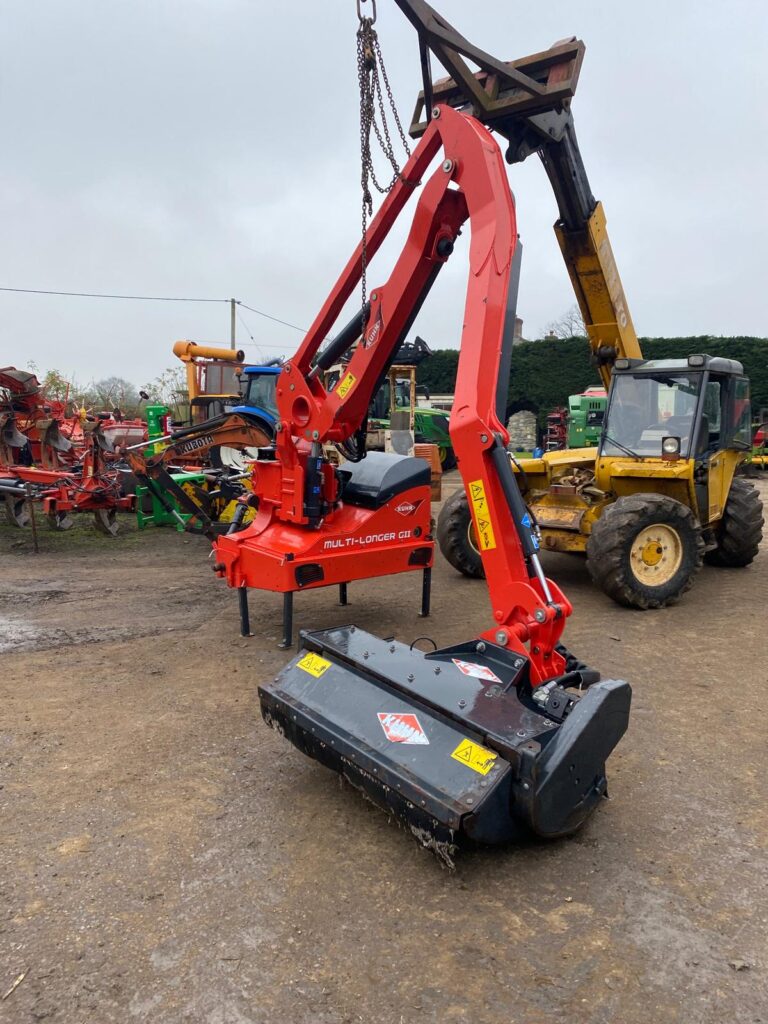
[[416, 336, 768, 425]]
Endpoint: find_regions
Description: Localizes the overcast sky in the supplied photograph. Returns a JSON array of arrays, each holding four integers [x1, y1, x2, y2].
[[1, 0, 766, 386]]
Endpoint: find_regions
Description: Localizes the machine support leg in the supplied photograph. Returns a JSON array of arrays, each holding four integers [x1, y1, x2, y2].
[[420, 566, 432, 618], [238, 586, 252, 637], [339, 582, 348, 606], [26, 486, 39, 555], [279, 591, 294, 649]]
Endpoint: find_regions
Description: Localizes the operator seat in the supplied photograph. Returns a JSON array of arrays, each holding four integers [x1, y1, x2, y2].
[[338, 451, 430, 509]]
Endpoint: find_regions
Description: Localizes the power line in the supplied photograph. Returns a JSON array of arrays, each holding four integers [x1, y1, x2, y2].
[[235, 308, 265, 362], [0, 285, 227, 303], [0, 286, 311, 333], [236, 301, 307, 334]]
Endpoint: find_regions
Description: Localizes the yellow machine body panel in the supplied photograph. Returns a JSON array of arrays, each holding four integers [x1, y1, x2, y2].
[[511, 445, 745, 556], [706, 448, 743, 521]]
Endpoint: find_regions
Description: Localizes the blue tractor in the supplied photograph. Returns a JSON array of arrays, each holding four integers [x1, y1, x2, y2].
[[207, 364, 281, 472], [231, 364, 281, 432]]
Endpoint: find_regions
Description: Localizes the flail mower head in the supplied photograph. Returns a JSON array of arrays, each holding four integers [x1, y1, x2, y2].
[[260, 628, 629, 856]]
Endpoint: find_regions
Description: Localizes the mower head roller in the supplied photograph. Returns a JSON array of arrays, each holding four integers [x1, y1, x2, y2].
[[260, 627, 631, 851]]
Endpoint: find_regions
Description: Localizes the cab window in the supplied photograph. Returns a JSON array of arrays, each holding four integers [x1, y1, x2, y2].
[[702, 381, 721, 433], [602, 372, 701, 458], [729, 377, 752, 449], [693, 379, 722, 454], [243, 374, 278, 418]]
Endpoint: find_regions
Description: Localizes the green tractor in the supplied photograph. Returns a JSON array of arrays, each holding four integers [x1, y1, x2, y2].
[[367, 371, 455, 469], [325, 336, 456, 468], [567, 386, 607, 448]]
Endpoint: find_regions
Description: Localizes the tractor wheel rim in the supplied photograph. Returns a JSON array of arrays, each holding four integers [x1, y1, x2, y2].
[[630, 524, 683, 585], [219, 446, 259, 472], [467, 518, 480, 557]]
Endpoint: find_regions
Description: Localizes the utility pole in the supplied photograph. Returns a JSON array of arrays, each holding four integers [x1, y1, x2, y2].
[[230, 298, 236, 350]]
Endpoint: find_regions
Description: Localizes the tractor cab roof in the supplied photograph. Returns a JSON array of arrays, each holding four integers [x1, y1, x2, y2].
[[243, 365, 282, 376], [613, 354, 744, 376]]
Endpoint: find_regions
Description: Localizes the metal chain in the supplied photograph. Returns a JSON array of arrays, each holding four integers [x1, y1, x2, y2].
[[356, 11, 413, 323]]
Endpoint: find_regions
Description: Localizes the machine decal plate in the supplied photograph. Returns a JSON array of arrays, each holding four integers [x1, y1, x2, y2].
[[377, 712, 429, 745], [468, 479, 496, 550], [176, 434, 215, 455], [452, 658, 501, 683], [337, 372, 357, 400], [297, 652, 332, 678], [450, 738, 498, 776]]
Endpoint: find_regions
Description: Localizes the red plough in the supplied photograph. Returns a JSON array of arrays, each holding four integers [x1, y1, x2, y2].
[[0, 367, 135, 535]]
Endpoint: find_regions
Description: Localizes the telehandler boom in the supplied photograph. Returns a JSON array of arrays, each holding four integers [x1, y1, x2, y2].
[[397, 0, 641, 383]]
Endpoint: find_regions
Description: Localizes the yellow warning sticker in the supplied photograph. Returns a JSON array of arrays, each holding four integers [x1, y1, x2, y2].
[[468, 479, 496, 551], [337, 372, 357, 400], [451, 738, 498, 776], [297, 652, 331, 678]]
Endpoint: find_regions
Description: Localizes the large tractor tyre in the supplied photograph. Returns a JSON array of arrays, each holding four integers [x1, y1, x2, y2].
[[704, 478, 764, 568], [436, 488, 485, 579], [586, 494, 704, 610], [439, 446, 457, 472]]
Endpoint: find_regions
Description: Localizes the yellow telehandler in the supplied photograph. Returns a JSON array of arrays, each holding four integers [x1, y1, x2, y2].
[[429, 24, 764, 608]]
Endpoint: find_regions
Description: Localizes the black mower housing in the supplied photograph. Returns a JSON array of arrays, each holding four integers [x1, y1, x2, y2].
[[259, 626, 631, 847]]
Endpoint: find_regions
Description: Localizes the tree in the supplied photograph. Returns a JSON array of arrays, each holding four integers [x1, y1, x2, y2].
[[544, 305, 587, 340], [413, 336, 768, 428], [415, 349, 459, 393], [39, 368, 75, 402], [140, 365, 188, 416], [90, 376, 141, 415]]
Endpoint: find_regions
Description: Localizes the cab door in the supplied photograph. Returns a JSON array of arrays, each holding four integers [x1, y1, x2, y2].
[[690, 376, 724, 522], [700, 378, 727, 521], [705, 376, 751, 522]]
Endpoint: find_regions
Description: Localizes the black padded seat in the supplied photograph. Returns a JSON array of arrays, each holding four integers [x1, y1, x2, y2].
[[339, 451, 430, 510]]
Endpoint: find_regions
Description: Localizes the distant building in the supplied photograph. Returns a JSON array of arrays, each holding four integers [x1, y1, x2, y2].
[[511, 316, 528, 347]]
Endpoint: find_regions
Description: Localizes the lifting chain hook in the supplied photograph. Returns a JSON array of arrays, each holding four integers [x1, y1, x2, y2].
[[355, 0, 412, 326], [356, 0, 376, 25]]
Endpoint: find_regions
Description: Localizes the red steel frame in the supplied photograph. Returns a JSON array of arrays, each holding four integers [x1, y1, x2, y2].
[[219, 104, 571, 683], [1, 437, 134, 518]]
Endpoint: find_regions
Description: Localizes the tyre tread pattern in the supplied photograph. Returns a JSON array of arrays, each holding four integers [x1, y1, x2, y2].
[[436, 488, 485, 579], [704, 477, 764, 567], [586, 493, 704, 609]]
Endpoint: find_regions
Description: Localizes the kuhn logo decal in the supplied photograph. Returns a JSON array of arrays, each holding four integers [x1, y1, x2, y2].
[[377, 712, 429, 745], [365, 308, 384, 347], [394, 500, 419, 516]]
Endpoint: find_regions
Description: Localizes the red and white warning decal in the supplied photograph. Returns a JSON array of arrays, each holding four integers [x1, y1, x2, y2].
[[451, 659, 501, 684], [377, 712, 429, 745]]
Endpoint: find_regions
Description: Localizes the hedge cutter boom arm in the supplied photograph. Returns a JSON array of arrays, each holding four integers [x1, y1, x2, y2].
[[270, 104, 570, 682]]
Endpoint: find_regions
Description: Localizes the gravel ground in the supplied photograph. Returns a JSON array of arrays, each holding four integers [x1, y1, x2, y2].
[[1, 475, 766, 1024]]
